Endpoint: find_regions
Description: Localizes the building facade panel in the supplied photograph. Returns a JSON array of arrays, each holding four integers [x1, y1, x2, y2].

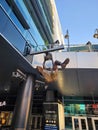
[[0, 5, 26, 53], [32, 52, 98, 68]]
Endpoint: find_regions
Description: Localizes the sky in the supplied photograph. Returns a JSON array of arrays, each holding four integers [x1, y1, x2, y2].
[[55, 0, 98, 45]]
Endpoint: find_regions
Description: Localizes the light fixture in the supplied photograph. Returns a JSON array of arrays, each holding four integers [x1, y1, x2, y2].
[[64, 29, 70, 51], [93, 29, 98, 39]]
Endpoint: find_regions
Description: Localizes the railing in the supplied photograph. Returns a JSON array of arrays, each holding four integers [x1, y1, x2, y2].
[[29, 43, 98, 54]]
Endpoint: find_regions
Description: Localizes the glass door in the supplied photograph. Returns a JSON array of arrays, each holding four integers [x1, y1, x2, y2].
[[92, 117, 98, 130], [72, 116, 89, 130], [32, 115, 42, 130]]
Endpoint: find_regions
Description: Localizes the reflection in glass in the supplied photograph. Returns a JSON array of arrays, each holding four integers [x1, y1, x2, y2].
[[95, 120, 98, 129], [81, 119, 86, 129], [87, 118, 93, 130], [74, 119, 79, 130]]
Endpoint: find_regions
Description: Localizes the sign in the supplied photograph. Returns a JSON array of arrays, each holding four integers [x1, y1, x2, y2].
[[0, 101, 6, 106]]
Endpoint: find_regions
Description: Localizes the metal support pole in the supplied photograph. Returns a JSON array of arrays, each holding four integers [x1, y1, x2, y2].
[[11, 75, 34, 130], [67, 35, 70, 52], [64, 30, 70, 52]]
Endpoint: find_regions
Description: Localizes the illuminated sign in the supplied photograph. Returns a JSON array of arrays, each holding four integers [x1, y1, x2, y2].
[[46, 110, 56, 114], [0, 101, 6, 106]]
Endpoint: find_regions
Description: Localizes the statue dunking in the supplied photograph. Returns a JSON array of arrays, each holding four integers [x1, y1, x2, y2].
[[37, 52, 70, 83]]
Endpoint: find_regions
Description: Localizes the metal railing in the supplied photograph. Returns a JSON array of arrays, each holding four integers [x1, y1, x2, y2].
[[27, 43, 98, 54]]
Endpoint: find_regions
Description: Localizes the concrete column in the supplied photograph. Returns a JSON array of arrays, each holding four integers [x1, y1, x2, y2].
[[11, 75, 34, 130]]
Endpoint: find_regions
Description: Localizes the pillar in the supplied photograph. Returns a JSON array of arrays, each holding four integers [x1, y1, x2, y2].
[[11, 75, 34, 130]]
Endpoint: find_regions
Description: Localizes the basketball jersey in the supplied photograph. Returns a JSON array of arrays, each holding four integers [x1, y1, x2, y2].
[[44, 60, 53, 69]]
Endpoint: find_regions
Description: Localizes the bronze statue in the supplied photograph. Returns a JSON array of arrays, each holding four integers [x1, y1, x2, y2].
[[37, 52, 70, 83]]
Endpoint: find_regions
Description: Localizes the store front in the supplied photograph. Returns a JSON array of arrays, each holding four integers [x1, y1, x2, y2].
[[92, 117, 98, 130], [65, 104, 98, 130], [72, 116, 89, 130], [65, 116, 98, 130]]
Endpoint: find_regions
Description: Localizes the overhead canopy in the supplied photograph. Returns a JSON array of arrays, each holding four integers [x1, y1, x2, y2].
[[0, 34, 39, 84]]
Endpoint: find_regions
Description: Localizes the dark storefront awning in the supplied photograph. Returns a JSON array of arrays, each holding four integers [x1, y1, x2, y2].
[[0, 34, 39, 84]]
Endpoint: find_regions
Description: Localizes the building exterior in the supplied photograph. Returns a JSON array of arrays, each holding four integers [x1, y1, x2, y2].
[[66, 42, 98, 52], [0, 0, 64, 53], [49, 0, 64, 45], [1, 0, 98, 130], [32, 50, 98, 130], [0, 0, 65, 130]]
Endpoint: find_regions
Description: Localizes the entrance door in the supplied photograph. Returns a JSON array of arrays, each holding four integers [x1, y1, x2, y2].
[[32, 115, 42, 130], [92, 117, 98, 130], [72, 116, 89, 130]]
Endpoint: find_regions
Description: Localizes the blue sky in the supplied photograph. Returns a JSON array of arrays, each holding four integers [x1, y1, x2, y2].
[[55, 0, 98, 45]]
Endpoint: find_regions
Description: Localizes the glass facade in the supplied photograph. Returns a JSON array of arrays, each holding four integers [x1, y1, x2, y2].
[[64, 104, 98, 129], [14, 0, 45, 47], [0, 4, 26, 53], [0, 0, 50, 53], [65, 104, 86, 116]]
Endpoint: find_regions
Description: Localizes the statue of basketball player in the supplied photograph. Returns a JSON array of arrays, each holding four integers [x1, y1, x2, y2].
[[37, 52, 70, 83]]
